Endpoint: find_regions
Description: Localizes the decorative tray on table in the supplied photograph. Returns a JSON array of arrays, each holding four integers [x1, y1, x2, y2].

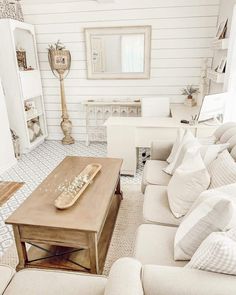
[[54, 163, 102, 209]]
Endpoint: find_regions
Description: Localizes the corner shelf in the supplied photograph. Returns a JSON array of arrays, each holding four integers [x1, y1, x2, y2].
[[207, 69, 225, 83], [211, 38, 229, 50]]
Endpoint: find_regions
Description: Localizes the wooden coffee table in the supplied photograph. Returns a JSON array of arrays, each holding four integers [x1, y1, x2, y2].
[[6, 156, 123, 274]]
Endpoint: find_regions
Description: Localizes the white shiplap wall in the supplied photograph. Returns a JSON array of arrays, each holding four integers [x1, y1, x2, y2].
[[21, 0, 220, 141]]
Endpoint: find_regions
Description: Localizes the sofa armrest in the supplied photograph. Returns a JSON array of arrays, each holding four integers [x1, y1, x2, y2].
[[150, 141, 174, 161], [142, 265, 236, 295], [104, 258, 144, 295], [0, 265, 15, 294]]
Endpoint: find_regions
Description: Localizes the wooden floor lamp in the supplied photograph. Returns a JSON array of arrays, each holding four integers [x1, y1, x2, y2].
[[48, 41, 75, 145]]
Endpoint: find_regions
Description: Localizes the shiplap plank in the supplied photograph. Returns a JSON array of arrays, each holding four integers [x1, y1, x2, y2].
[[25, 6, 219, 25], [22, 0, 220, 15], [37, 38, 212, 54], [35, 27, 216, 44], [33, 17, 218, 34], [41, 77, 201, 87]]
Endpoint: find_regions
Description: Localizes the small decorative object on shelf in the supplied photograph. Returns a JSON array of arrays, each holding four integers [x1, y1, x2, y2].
[[182, 85, 199, 107], [215, 19, 228, 40], [16, 48, 27, 70], [16, 46, 35, 71], [27, 117, 42, 143], [215, 56, 227, 73], [48, 40, 74, 145], [55, 163, 102, 209], [10, 129, 20, 159], [25, 100, 38, 120], [0, 0, 24, 22]]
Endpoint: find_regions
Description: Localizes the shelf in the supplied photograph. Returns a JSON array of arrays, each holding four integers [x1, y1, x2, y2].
[[207, 69, 225, 83], [19, 70, 42, 99], [211, 38, 229, 50]]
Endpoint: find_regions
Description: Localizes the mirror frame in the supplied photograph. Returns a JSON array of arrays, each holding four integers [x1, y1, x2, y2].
[[84, 26, 152, 79]]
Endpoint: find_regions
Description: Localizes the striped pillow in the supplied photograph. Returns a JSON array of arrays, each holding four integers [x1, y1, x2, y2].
[[186, 229, 236, 275], [174, 189, 234, 260], [208, 150, 236, 189]]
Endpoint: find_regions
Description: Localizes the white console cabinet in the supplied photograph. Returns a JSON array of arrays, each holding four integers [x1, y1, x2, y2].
[[0, 19, 47, 153]]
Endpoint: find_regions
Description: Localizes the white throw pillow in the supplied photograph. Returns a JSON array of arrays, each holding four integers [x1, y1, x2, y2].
[[200, 143, 229, 166], [174, 188, 235, 260], [164, 130, 197, 175], [167, 128, 185, 164], [208, 150, 236, 188], [167, 147, 210, 218], [186, 229, 236, 275]]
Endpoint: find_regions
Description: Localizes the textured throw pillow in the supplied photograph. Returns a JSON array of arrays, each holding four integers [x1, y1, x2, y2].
[[167, 147, 210, 218], [167, 128, 185, 164], [164, 130, 197, 175], [208, 150, 236, 189], [186, 229, 236, 275], [174, 189, 234, 260], [200, 143, 229, 166]]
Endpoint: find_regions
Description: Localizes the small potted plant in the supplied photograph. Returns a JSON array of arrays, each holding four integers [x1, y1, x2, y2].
[[181, 85, 199, 107]]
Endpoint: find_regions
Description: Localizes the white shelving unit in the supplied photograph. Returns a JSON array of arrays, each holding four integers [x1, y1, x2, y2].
[[0, 19, 47, 153], [207, 38, 228, 86], [207, 69, 226, 83]]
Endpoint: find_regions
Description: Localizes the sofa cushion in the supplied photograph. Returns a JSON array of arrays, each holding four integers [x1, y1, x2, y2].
[[0, 265, 15, 294], [208, 150, 236, 189], [174, 189, 234, 260], [163, 130, 198, 175], [143, 185, 182, 226], [141, 160, 171, 193], [187, 229, 236, 275], [142, 265, 236, 295], [167, 147, 210, 218], [214, 122, 236, 140], [167, 128, 185, 164], [134, 224, 186, 267], [4, 268, 107, 295], [219, 126, 236, 144]]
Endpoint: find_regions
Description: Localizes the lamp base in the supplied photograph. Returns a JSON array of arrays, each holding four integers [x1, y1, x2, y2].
[[61, 118, 75, 145]]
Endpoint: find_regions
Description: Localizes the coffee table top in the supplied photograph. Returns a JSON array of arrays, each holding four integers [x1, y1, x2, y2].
[[6, 157, 122, 233]]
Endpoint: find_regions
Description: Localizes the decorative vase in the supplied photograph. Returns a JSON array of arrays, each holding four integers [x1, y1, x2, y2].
[[184, 95, 196, 107]]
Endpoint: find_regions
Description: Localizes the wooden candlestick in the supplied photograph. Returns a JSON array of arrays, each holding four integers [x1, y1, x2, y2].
[[59, 74, 74, 145]]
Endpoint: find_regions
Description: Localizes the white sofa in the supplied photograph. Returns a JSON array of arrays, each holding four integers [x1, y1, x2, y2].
[[1, 257, 236, 295], [134, 122, 236, 294]]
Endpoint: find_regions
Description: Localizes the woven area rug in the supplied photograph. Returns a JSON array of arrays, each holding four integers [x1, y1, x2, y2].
[[0, 182, 24, 206], [0, 184, 143, 275]]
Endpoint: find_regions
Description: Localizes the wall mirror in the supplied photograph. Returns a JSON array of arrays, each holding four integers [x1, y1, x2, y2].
[[85, 26, 151, 79]]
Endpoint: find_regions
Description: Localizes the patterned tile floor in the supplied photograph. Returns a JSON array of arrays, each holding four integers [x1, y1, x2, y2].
[[0, 140, 144, 256]]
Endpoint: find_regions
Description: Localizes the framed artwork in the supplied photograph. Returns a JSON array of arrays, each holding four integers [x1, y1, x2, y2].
[[216, 57, 227, 73], [49, 50, 71, 71], [215, 19, 228, 40]]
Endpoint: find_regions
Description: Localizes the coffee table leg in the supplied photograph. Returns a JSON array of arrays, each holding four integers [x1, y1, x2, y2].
[[88, 233, 99, 274], [13, 225, 28, 271], [115, 176, 123, 200]]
